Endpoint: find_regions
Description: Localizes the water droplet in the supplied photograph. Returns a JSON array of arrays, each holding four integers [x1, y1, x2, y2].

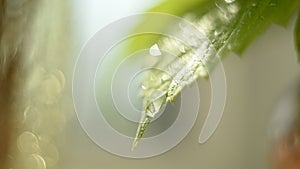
[[198, 66, 208, 77], [17, 131, 40, 154], [149, 44, 162, 56], [146, 111, 155, 118], [141, 85, 147, 90], [178, 45, 186, 53], [161, 74, 170, 82], [146, 91, 166, 117], [228, 4, 239, 14], [149, 90, 166, 101], [224, 0, 235, 3], [214, 31, 220, 36]]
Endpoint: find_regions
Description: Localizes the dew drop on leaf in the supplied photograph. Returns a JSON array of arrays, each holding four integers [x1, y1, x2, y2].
[[149, 44, 162, 56]]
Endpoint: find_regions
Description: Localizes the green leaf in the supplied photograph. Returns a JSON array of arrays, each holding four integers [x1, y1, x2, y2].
[[131, 0, 300, 149]]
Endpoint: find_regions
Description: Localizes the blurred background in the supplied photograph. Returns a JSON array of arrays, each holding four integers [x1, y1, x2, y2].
[[0, 0, 299, 169]]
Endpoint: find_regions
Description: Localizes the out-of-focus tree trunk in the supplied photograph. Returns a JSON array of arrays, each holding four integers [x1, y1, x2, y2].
[[0, 0, 16, 168], [0, 1, 71, 168]]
